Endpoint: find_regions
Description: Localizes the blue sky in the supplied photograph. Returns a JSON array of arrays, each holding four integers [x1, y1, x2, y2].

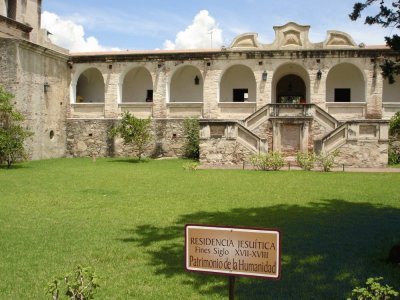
[[41, 0, 394, 52]]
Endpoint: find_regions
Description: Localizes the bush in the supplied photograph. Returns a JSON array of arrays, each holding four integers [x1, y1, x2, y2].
[[110, 112, 152, 160], [183, 118, 200, 160], [389, 111, 400, 135], [388, 147, 400, 165], [347, 277, 399, 300], [0, 85, 33, 168], [251, 152, 285, 171], [296, 151, 316, 170], [46, 266, 99, 300], [317, 149, 339, 172], [183, 161, 199, 171], [389, 112, 400, 165]]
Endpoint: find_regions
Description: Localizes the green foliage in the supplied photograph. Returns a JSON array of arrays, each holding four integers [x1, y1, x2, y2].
[[347, 277, 399, 300], [183, 118, 200, 159], [110, 112, 152, 160], [296, 151, 316, 170], [46, 266, 99, 300], [349, 1, 400, 83], [317, 149, 340, 172], [389, 111, 400, 135], [0, 85, 33, 168], [388, 147, 400, 165], [389, 112, 400, 165], [182, 161, 199, 171], [251, 151, 285, 171]]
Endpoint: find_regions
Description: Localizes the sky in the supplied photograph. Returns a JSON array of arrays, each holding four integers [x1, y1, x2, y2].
[[41, 0, 397, 52]]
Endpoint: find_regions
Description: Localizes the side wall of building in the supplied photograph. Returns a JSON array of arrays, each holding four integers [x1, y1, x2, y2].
[[0, 38, 69, 159]]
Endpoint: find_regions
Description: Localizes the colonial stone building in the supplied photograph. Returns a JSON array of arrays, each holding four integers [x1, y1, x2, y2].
[[1, 0, 399, 167]]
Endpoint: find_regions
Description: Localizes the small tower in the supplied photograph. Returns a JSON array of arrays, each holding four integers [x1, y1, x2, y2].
[[0, 0, 42, 43]]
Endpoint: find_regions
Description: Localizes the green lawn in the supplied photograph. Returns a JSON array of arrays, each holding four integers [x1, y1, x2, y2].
[[0, 158, 399, 299]]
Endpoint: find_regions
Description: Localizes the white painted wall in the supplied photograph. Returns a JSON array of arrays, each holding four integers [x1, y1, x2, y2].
[[170, 65, 203, 102], [326, 63, 365, 102], [383, 75, 400, 102], [76, 68, 105, 103], [220, 65, 256, 102], [122, 67, 152, 102]]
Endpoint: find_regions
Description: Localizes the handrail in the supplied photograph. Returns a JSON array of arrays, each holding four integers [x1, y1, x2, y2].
[[313, 104, 339, 130], [318, 122, 348, 153], [236, 123, 266, 153]]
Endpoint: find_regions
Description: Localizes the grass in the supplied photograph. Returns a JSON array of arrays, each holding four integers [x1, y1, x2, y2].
[[0, 158, 399, 299]]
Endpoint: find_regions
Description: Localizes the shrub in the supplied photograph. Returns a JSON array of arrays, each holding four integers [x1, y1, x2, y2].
[[110, 112, 152, 160], [388, 147, 400, 165], [183, 118, 200, 159], [46, 266, 99, 300], [183, 161, 199, 171], [0, 85, 33, 168], [251, 152, 285, 171], [347, 277, 399, 300], [389, 111, 400, 135], [296, 151, 316, 170], [317, 149, 339, 172]]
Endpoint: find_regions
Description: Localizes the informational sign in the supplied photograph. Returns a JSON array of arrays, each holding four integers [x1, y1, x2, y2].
[[185, 225, 281, 279]]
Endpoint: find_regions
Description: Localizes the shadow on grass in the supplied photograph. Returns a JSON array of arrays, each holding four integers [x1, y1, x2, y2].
[[0, 164, 31, 170], [120, 200, 400, 299], [107, 157, 150, 164]]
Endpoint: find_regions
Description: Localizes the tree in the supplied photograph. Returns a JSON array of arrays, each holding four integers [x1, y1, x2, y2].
[[110, 112, 152, 160], [0, 85, 33, 168], [349, 0, 400, 83], [183, 118, 200, 159]]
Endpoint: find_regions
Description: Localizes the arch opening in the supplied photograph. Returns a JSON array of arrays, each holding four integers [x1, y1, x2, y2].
[[326, 63, 365, 102], [75, 68, 105, 103], [170, 66, 203, 102], [220, 65, 256, 102], [272, 63, 310, 104], [122, 67, 153, 103], [276, 74, 306, 103], [383, 75, 400, 103]]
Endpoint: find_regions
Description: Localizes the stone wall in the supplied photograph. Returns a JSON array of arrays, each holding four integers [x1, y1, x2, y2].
[[335, 140, 388, 168], [0, 38, 70, 160], [66, 118, 187, 158], [199, 138, 254, 166]]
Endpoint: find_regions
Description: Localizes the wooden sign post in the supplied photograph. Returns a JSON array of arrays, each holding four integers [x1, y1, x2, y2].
[[185, 225, 281, 299]]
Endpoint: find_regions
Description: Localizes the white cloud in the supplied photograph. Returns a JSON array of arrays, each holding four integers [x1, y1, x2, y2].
[[164, 10, 223, 50], [41, 11, 119, 52]]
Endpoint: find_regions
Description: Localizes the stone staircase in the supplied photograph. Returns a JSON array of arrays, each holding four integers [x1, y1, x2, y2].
[[199, 104, 389, 167]]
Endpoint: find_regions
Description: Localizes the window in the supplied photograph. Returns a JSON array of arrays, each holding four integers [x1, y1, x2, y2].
[[334, 88, 351, 102], [146, 90, 153, 102], [233, 89, 248, 102], [7, 0, 17, 20]]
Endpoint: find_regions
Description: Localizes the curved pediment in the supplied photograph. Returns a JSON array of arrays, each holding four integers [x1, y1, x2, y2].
[[229, 33, 261, 49], [269, 22, 311, 49], [283, 30, 302, 46], [324, 31, 357, 48]]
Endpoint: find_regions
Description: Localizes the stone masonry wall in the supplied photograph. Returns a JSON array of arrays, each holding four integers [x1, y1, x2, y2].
[[66, 118, 187, 158], [335, 140, 388, 168], [0, 39, 70, 160], [199, 138, 254, 166]]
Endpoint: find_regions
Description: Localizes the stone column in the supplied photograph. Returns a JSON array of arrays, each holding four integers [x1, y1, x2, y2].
[[255, 69, 269, 109], [310, 68, 327, 110], [152, 64, 167, 118], [366, 67, 383, 119], [203, 69, 221, 119], [103, 67, 119, 118]]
